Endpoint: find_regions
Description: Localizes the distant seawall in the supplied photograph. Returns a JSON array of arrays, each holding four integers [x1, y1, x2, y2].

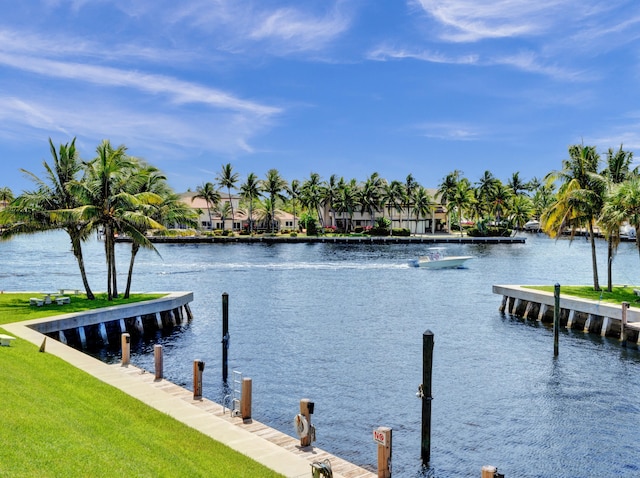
[[117, 235, 526, 245]]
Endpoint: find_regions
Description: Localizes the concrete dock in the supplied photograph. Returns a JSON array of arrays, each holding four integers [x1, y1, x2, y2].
[[3, 314, 376, 478], [493, 284, 640, 341]]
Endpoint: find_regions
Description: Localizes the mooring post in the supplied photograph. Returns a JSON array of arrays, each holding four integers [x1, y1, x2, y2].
[[482, 465, 497, 477], [222, 292, 229, 382], [121, 332, 130, 366], [240, 377, 252, 420], [193, 359, 205, 400], [374, 426, 392, 478], [299, 398, 314, 447], [554, 283, 560, 357], [621, 301, 629, 347], [421, 329, 434, 463], [154, 344, 163, 380]]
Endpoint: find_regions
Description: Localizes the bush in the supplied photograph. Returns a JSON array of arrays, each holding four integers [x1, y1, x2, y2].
[[152, 229, 197, 237], [290, 232, 298, 237], [354, 226, 364, 233], [467, 226, 512, 237], [391, 228, 410, 237]]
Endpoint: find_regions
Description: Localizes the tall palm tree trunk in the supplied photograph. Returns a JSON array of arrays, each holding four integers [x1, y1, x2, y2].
[[124, 242, 139, 298], [105, 229, 113, 299], [607, 240, 613, 292], [70, 233, 95, 300], [111, 242, 118, 298]]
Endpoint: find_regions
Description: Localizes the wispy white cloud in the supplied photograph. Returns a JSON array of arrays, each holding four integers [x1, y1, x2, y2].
[[412, 0, 640, 52], [368, 44, 479, 64], [167, 1, 351, 55], [368, 44, 582, 80], [0, 28, 197, 65], [414, 122, 483, 141], [413, 0, 565, 42], [0, 94, 269, 157], [249, 6, 350, 53], [0, 52, 280, 116], [591, 129, 640, 151]]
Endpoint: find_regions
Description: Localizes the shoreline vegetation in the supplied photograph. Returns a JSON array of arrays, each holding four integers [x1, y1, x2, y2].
[[2, 139, 640, 301], [0, 293, 282, 477], [525, 285, 640, 307]]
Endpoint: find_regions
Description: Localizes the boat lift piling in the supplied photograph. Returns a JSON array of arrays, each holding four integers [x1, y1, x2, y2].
[[420, 330, 434, 464], [554, 283, 560, 356], [222, 292, 230, 382]]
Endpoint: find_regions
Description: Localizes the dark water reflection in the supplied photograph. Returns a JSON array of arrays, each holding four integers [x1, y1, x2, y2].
[[2, 232, 640, 477]]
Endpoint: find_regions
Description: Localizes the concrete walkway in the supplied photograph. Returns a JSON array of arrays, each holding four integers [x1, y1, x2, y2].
[[3, 320, 376, 478]]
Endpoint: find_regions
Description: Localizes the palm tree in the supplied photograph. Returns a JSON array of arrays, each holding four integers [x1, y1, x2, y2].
[[75, 140, 159, 300], [508, 195, 533, 230], [300, 173, 324, 230], [2, 138, 96, 299], [0, 186, 13, 209], [261, 169, 288, 233], [437, 170, 462, 232], [531, 182, 556, 219], [240, 173, 261, 233], [120, 162, 177, 298], [450, 178, 474, 236], [192, 182, 220, 230], [507, 172, 528, 196], [216, 201, 232, 231], [488, 182, 513, 225], [597, 145, 634, 290], [285, 179, 301, 232], [411, 186, 435, 235], [602, 177, 640, 261], [321, 174, 339, 228], [333, 178, 359, 233], [542, 144, 603, 290], [526, 177, 542, 193], [358, 172, 384, 228], [216, 163, 239, 231], [404, 174, 419, 231], [255, 197, 276, 231], [382, 180, 404, 233]]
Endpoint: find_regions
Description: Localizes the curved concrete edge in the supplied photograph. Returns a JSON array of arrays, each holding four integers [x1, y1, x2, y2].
[[493, 284, 640, 321], [21, 291, 193, 333], [2, 305, 372, 478]]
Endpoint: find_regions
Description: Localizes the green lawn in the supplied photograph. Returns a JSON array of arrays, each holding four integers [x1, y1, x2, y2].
[[0, 293, 282, 477], [525, 285, 640, 305], [0, 292, 165, 325]]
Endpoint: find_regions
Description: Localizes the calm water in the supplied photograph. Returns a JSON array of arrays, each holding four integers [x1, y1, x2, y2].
[[2, 231, 640, 477]]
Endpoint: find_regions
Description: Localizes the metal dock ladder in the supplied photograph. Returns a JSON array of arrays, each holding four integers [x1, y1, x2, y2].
[[231, 370, 242, 416]]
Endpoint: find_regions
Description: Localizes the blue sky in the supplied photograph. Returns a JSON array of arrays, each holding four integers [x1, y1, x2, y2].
[[2, 0, 640, 194]]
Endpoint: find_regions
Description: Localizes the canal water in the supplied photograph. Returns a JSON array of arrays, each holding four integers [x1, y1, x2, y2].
[[2, 231, 640, 477]]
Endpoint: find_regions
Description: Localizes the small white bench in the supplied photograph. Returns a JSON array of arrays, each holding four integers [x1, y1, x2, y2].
[[58, 289, 81, 295], [0, 334, 16, 346], [29, 298, 44, 306], [55, 296, 71, 305]]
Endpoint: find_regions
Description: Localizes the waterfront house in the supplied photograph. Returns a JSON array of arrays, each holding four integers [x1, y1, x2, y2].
[[319, 188, 449, 233], [179, 192, 297, 232]]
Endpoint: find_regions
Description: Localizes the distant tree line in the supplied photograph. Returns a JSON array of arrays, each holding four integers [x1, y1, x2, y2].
[[2, 140, 639, 295]]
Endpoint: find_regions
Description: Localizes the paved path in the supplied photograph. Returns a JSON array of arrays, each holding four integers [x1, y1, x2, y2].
[[3, 320, 376, 478]]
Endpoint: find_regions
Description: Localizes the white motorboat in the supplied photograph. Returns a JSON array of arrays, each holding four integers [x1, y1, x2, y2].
[[620, 223, 636, 240], [523, 220, 541, 232], [410, 247, 473, 269]]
